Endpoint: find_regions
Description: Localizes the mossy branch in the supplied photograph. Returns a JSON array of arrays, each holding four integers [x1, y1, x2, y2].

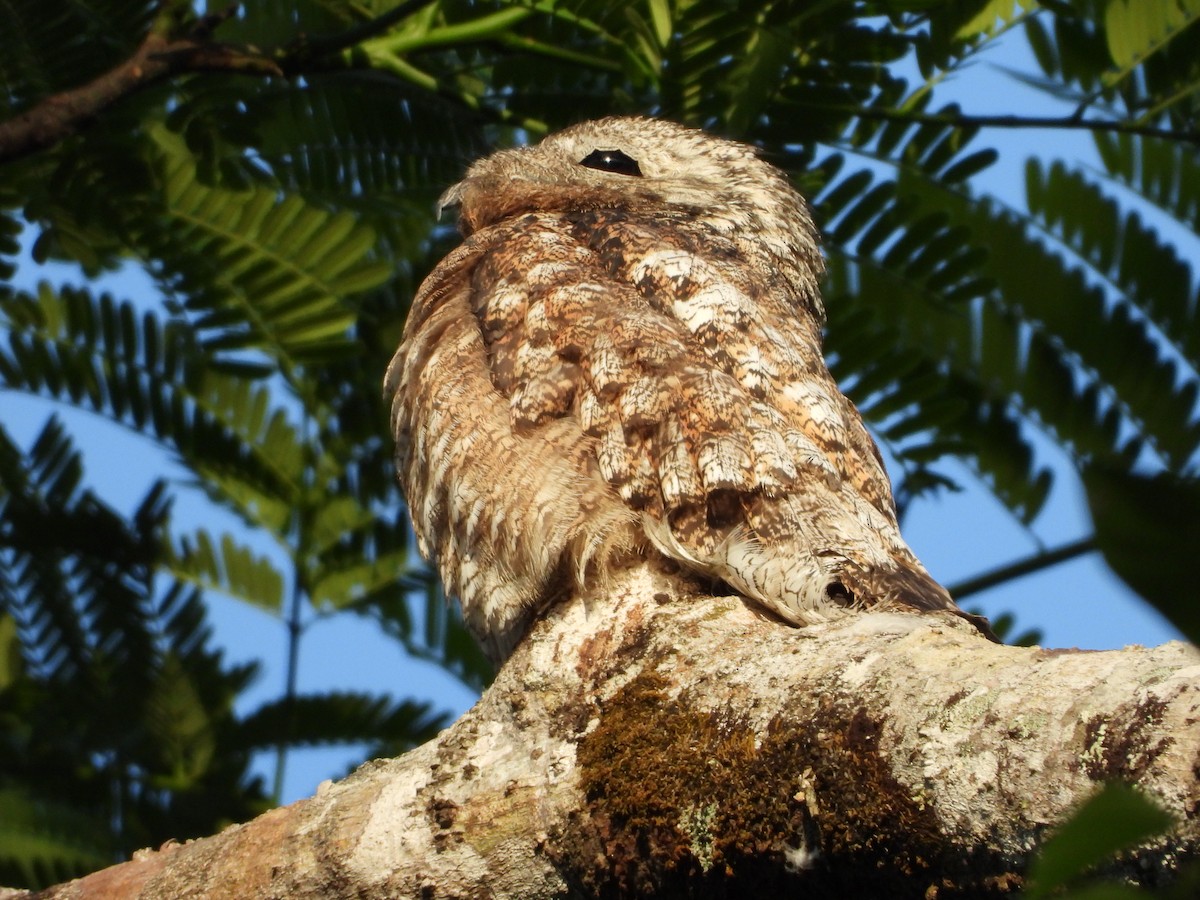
[[21, 563, 1199, 898]]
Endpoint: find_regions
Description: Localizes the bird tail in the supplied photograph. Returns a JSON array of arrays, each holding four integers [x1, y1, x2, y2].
[[839, 564, 1000, 643]]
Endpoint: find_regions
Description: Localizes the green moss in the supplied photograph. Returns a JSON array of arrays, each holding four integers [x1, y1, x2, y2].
[[680, 802, 718, 872], [552, 669, 1007, 898]]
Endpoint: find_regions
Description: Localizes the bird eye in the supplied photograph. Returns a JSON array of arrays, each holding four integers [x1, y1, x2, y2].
[[579, 148, 643, 177]]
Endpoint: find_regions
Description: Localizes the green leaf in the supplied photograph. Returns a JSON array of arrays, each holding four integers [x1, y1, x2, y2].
[[955, 0, 1037, 40], [310, 549, 411, 610], [1103, 0, 1199, 71], [141, 127, 391, 375], [1027, 783, 1175, 897], [0, 613, 19, 689], [0, 286, 306, 533], [0, 788, 112, 890], [824, 218, 1057, 523], [145, 652, 217, 789], [0, 421, 270, 885], [646, 0, 672, 47], [0, 0, 157, 118], [1083, 463, 1200, 643], [168, 530, 286, 614], [1027, 157, 1200, 390], [307, 493, 375, 554], [724, 21, 793, 134], [233, 691, 448, 755], [940, 147, 999, 184]]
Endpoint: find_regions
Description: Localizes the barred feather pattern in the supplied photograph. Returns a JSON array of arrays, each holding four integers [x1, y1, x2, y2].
[[386, 117, 994, 663]]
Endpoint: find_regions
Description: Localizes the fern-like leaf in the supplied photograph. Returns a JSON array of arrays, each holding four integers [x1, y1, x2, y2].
[[0, 787, 113, 890], [0, 286, 306, 533], [168, 530, 286, 615], [233, 690, 448, 757], [137, 128, 392, 376]]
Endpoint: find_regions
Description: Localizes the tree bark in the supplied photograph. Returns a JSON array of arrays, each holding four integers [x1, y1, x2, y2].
[[13, 562, 1200, 898]]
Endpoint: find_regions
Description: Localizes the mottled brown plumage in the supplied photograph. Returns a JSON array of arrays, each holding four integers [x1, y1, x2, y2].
[[386, 117, 994, 663]]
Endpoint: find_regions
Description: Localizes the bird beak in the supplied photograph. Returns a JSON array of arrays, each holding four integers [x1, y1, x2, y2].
[[436, 182, 465, 221]]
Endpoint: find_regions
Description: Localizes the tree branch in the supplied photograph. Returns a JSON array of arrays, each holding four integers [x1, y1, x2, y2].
[[0, 18, 281, 166], [0, 0, 479, 165], [835, 104, 1199, 145], [949, 537, 1097, 600], [16, 563, 1199, 898]]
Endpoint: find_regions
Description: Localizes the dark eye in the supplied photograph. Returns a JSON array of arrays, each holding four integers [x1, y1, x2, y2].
[[579, 148, 643, 177]]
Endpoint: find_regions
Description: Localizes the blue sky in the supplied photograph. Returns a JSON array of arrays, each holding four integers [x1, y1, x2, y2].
[[1, 24, 1188, 804]]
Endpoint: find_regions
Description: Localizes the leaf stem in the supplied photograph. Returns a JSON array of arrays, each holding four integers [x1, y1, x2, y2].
[[829, 104, 1199, 145], [949, 537, 1096, 600], [354, 7, 535, 59], [272, 569, 305, 803], [279, 0, 440, 68]]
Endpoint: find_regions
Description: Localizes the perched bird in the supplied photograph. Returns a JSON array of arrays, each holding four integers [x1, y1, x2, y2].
[[386, 116, 995, 663]]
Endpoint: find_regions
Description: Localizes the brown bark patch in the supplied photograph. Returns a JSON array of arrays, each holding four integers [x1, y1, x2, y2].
[[1080, 696, 1173, 781]]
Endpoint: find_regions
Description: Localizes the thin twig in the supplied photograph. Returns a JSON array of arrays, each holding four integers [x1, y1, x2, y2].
[[279, 0, 440, 72], [948, 537, 1096, 600], [844, 104, 1198, 145]]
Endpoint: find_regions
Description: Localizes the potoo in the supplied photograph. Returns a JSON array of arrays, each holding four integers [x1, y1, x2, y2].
[[386, 117, 994, 663]]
